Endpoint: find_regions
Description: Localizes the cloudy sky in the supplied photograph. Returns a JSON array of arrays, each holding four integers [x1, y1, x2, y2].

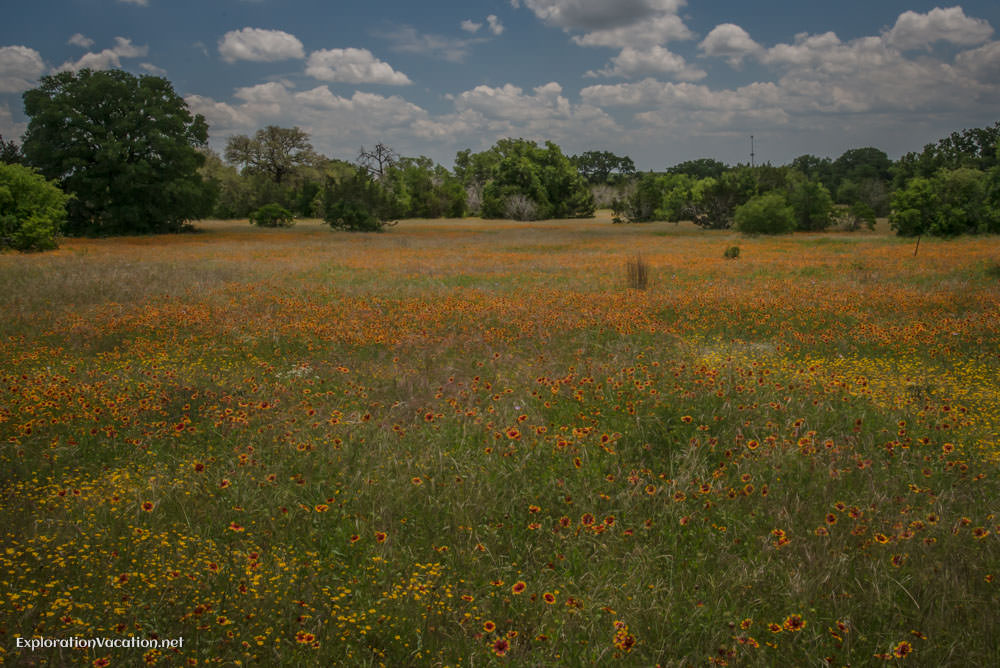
[[2, 1, 999, 169]]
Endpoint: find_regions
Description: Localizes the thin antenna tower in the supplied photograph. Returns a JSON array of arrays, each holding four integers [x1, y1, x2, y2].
[[750, 135, 755, 168]]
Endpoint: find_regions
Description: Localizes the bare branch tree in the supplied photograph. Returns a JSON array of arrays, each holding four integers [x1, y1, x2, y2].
[[357, 142, 397, 180]]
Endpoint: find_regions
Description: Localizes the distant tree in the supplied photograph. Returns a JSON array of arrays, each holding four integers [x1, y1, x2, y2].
[[320, 166, 397, 232], [0, 135, 22, 165], [0, 162, 68, 251], [890, 168, 998, 239], [667, 158, 728, 180], [249, 203, 295, 228], [225, 126, 315, 186], [786, 172, 834, 231], [612, 172, 662, 223], [833, 147, 892, 185], [683, 168, 757, 229], [357, 142, 398, 180], [571, 150, 635, 184], [889, 177, 939, 239], [790, 154, 834, 189], [836, 178, 891, 217], [892, 122, 1000, 186], [22, 69, 214, 236], [199, 148, 252, 219], [384, 156, 465, 218], [734, 192, 796, 235], [834, 202, 876, 231], [473, 139, 594, 220]]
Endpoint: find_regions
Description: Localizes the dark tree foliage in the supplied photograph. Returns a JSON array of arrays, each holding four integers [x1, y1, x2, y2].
[[320, 167, 397, 232], [0, 135, 22, 165], [785, 172, 834, 231], [249, 203, 295, 228], [22, 69, 214, 236], [832, 147, 892, 184], [612, 172, 662, 223], [384, 156, 465, 218], [571, 150, 636, 184], [734, 192, 796, 235], [890, 168, 999, 238], [790, 154, 834, 189], [893, 122, 1000, 186], [684, 168, 757, 229], [666, 158, 728, 180], [225, 126, 314, 186], [467, 139, 594, 220]]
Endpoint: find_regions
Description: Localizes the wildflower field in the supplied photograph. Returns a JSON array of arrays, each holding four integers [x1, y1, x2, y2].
[[1, 215, 999, 666]]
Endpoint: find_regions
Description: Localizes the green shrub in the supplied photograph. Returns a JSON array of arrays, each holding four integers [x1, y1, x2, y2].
[[0, 162, 68, 252], [723, 245, 740, 259], [734, 192, 796, 235], [249, 203, 295, 228], [321, 168, 397, 232]]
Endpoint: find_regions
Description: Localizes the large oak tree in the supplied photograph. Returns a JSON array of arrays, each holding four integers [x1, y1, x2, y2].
[[22, 69, 215, 236]]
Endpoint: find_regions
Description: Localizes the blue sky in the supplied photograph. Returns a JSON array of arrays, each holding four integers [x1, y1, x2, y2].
[[2, 1, 999, 169]]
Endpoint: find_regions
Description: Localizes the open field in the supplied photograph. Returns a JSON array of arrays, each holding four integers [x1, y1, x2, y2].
[[1, 216, 999, 666]]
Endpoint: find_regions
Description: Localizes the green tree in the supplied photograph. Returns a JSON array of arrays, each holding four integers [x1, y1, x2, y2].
[[0, 163, 69, 251], [666, 158, 728, 180], [22, 69, 214, 236], [320, 167, 397, 232], [612, 172, 663, 223], [384, 156, 465, 218], [571, 150, 636, 184], [0, 135, 22, 165], [889, 177, 939, 238], [249, 203, 295, 228], [890, 168, 998, 238], [734, 192, 796, 235], [893, 122, 1000, 186], [790, 154, 834, 190], [786, 172, 834, 231], [225, 126, 315, 186], [198, 148, 253, 219], [684, 168, 758, 229], [473, 139, 594, 220]]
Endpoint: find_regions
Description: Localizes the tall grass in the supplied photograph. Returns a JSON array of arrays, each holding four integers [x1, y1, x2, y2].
[[1, 219, 998, 665]]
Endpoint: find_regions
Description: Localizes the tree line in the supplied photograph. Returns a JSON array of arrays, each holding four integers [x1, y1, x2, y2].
[[1, 68, 998, 251]]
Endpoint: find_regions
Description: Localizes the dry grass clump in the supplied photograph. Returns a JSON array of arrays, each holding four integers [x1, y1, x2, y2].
[[625, 253, 649, 290]]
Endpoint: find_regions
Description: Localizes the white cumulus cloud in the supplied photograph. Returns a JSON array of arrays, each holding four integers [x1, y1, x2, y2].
[[520, 0, 685, 31], [139, 62, 167, 76], [305, 48, 411, 85], [885, 6, 993, 51], [487, 15, 505, 36], [0, 45, 46, 92], [55, 37, 148, 73], [461, 20, 482, 33], [67, 33, 95, 49], [588, 45, 706, 80], [698, 24, 763, 66], [218, 28, 305, 63]]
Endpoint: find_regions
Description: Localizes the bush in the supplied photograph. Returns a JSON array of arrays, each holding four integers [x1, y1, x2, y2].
[[0, 162, 68, 251], [734, 192, 796, 235], [834, 202, 876, 231], [249, 203, 295, 228], [321, 168, 397, 232], [723, 245, 740, 259], [786, 174, 833, 230]]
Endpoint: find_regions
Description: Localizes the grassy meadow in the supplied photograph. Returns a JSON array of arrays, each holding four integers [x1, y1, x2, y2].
[[1, 214, 999, 666]]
